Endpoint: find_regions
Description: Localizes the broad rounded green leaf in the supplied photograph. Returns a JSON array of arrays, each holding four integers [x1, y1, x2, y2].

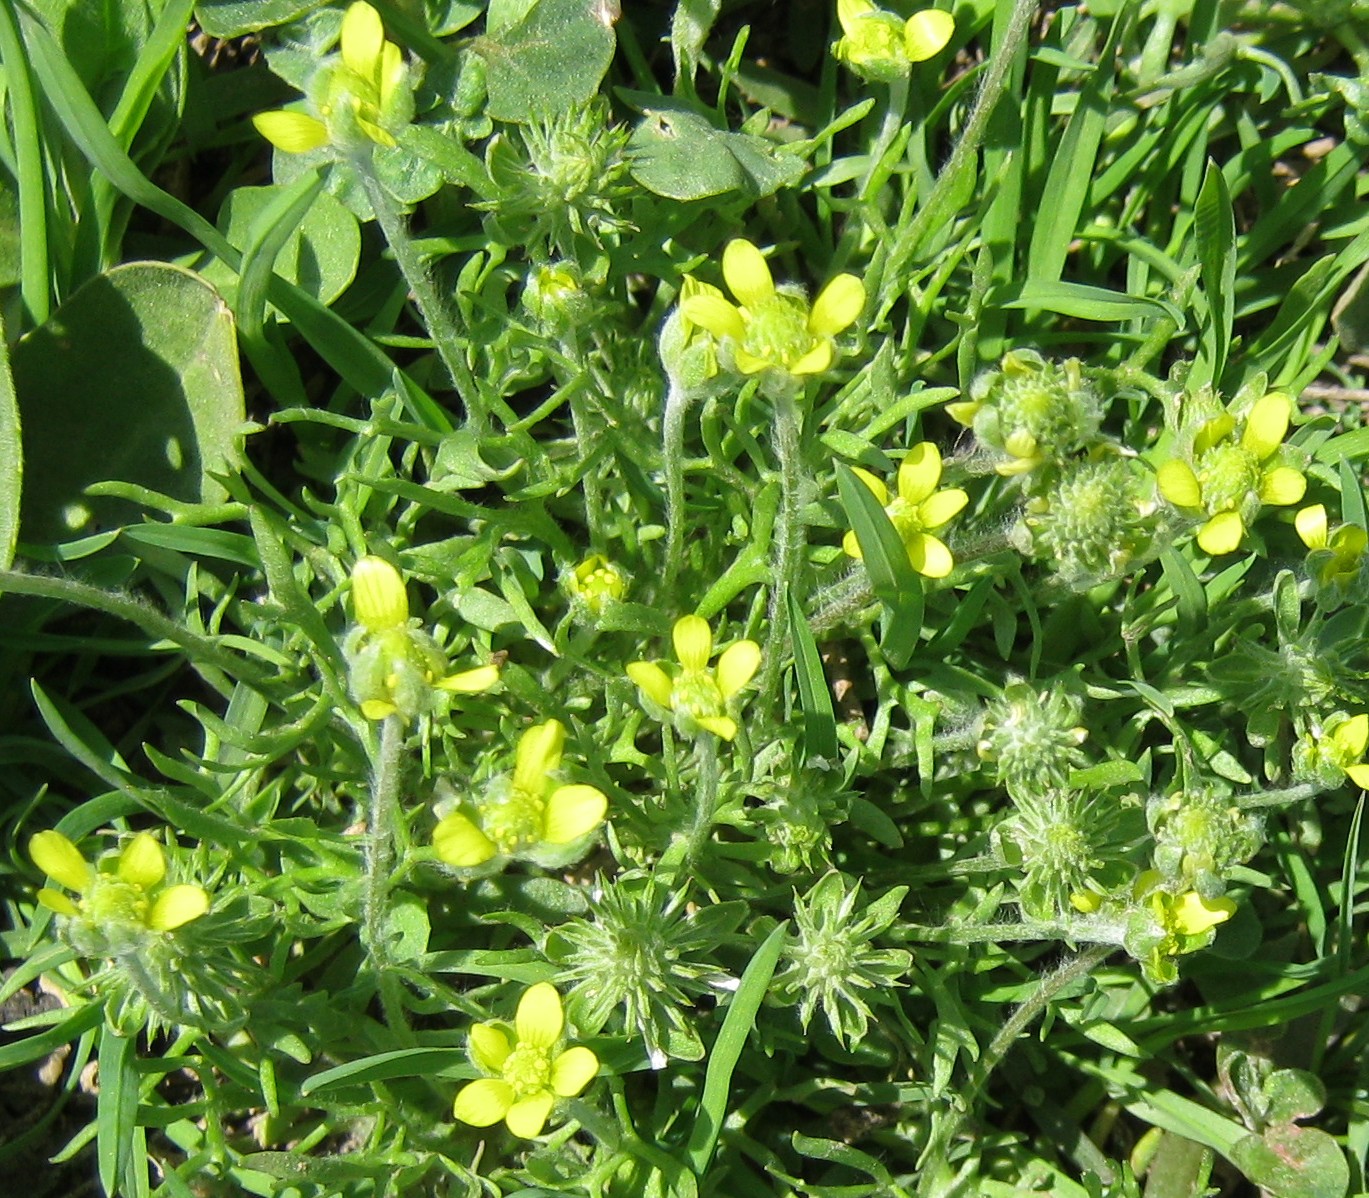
[[628, 102, 805, 201], [195, 0, 317, 39], [476, 0, 617, 123], [1232, 1126, 1349, 1198], [207, 183, 361, 309], [14, 262, 244, 543]]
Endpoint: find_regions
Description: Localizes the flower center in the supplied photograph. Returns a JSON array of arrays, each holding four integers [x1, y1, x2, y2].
[[1196, 443, 1258, 513], [480, 785, 547, 854], [672, 669, 726, 726], [85, 878, 150, 927], [742, 296, 814, 368], [502, 1043, 553, 1097], [885, 496, 927, 541]]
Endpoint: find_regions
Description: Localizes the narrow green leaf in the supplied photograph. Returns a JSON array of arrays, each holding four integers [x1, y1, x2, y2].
[[0, 0, 48, 326], [1027, 12, 1125, 285], [686, 922, 787, 1177], [98, 1026, 138, 1198], [301, 1048, 469, 1097], [786, 587, 837, 762], [0, 999, 105, 1071], [1161, 548, 1206, 635], [0, 312, 19, 568], [1191, 160, 1237, 391], [1000, 280, 1183, 325], [1338, 457, 1368, 530]]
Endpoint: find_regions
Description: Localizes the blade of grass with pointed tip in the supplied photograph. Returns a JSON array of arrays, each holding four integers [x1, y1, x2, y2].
[[301, 1048, 469, 1097], [786, 587, 837, 762], [686, 921, 786, 1178], [0, 0, 49, 326], [98, 1025, 138, 1197], [836, 464, 924, 670], [0, 312, 18, 569], [1191, 160, 1236, 392]]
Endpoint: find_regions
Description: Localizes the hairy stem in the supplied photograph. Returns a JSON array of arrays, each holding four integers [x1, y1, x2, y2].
[[362, 716, 409, 1035], [663, 378, 690, 592], [354, 155, 488, 435], [759, 391, 806, 722]]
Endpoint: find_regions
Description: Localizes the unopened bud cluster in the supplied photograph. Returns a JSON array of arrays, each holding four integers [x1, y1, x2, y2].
[[977, 682, 1089, 797]]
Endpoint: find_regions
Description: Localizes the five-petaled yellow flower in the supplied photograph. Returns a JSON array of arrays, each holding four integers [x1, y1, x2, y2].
[[833, 0, 955, 82], [679, 239, 865, 381], [1296, 504, 1367, 590], [29, 830, 209, 934], [1133, 869, 1236, 984], [453, 982, 599, 1139], [1155, 392, 1306, 555], [252, 1, 410, 153], [346, 555, 499, 722], [627, 615, 761, 741], [432, 720, 607, 867], [843, 442, 968, 579]]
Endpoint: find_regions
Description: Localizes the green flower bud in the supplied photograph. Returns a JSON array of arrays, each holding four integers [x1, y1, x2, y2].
[[977, 681, 1089, 797]]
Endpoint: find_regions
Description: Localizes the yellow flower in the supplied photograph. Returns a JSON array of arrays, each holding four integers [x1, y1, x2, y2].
[[29, 831, 209, 935], [1131, 869, 1235, 983], [842, 441, 968, 579], [563, 554, 627, 617], [833, 0, 954, 82], [453, 982, 599, 1138], [346, 556, 499, 721], [433, 720, 607, 867], [679, 239, 865, 382], [627, 615, 761, 742], [252, 1, 410, 153], [1317, 713, 1369, 789], [1156, 392, 1305, 555], [1296, 504, 1367, 590]]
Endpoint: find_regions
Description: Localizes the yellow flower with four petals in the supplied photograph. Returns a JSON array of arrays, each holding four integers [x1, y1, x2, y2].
[[253, 1, 411, 154], [842, 442, 968, 579], [627, 615, 761, 742], [432, 720, 607, 867], [453, 982, 599, 1138], [680, 239, 865, 385], [1155, 392, 1305, 555]]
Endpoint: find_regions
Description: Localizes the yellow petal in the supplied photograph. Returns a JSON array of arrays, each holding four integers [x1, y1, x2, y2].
[[361, 698, 398, 720], [550, 1046, 599, 1097], [1337, 714, 1369, 758], [716, 640, 761, 699], [1156, 460, 1202, 509], [842, 529, 864, 560], [378, 40, 405, 109], [907, 532, 954, 579], [454, 1078, 515, 1127], [543, 785, 607, 845], [1295, 504, 1328, 550], [118, 833, 166, 889], [433, 813, 497, 867], [341, 0, 386, 82], [1346, 763, 1369, 789], [733, 346, 773, 374], [434, 664, 501, 694], [788, 340, 833, 375], [1193, 413, 1235, 456], [505, 1092, 556, 1139], [37, 889, 79, 916], [252, 110, 330, 154], [1172, 891, 1236, 936], [898, 442, 944, 504], [1197, 511, 1244, 555], [515, 719, 565, 794], [1242, 392, 1292, 461], [351, 556, 409, 630], [626, 661, 673, 709], [903, 9, 955, 61], [356, 117, 397, 148], [468, 1023, 511, 1073], [673, 614, 713, 673], [516, 982, 563, 1048], [851, 466, 889, 506], [944, 400, 980, 426], [808, 273, 865, 337], [147, 884, 210, 931], [837, 0, 878, 37], [695, 715, 737, 741], [918, 487, 968, 530], [721, 239, 775, 309], [680, 293, 746, 342], [29, 831, 92, 893], [1258, 466, 1306, 507]]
